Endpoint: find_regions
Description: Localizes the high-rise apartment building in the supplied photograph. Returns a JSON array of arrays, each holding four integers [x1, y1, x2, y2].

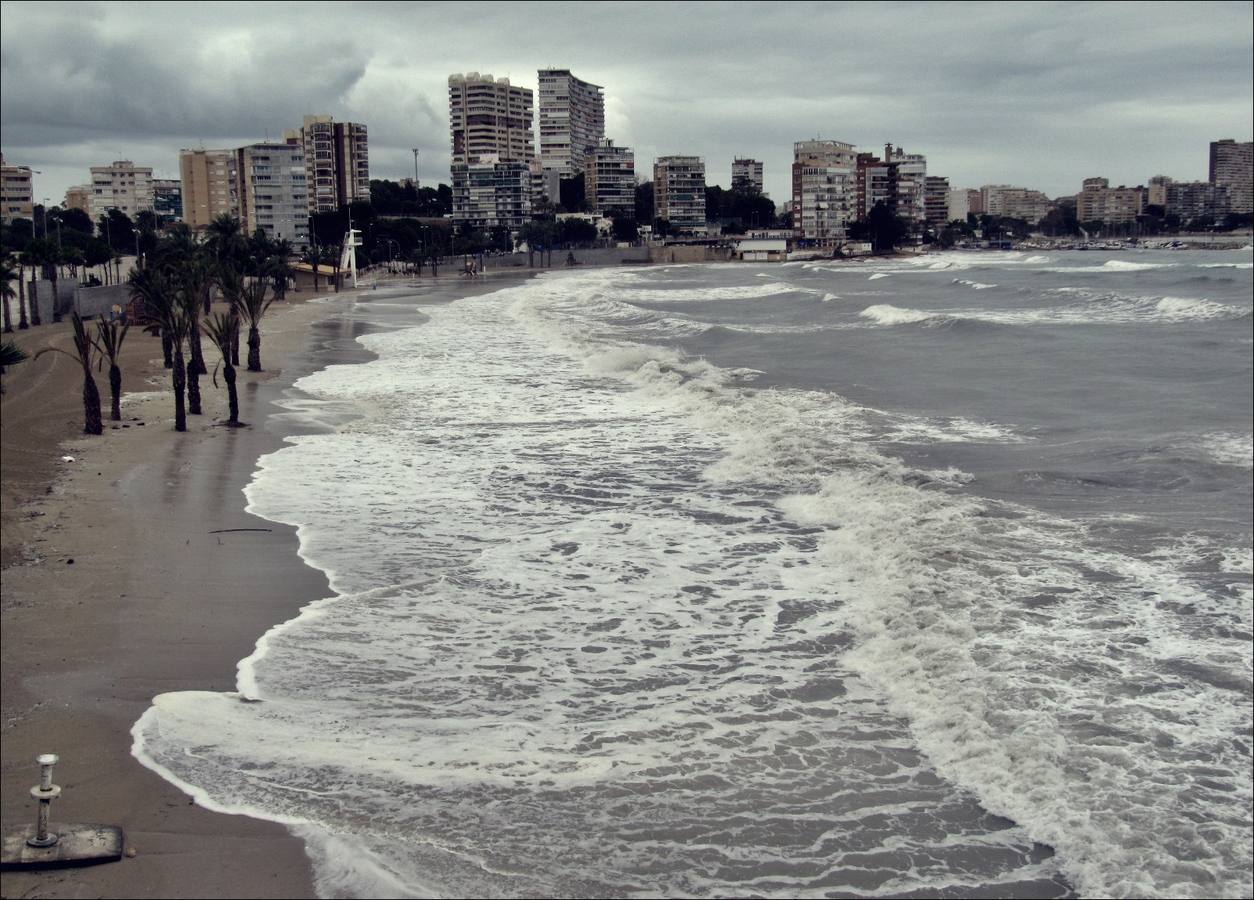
[[1076, 177, 1144, 225], [449, 72, 535, 231], [179, 149, 234, 231], [153, 179, 183, 226], [229, 143, 310, 247], [791, 140, 857, 245], [924, 176, 950, 228], [89, 160, 153, 220], [1, 153, 34, 223], [538, 69, 605, 179], [585, 140, 635, 219], [884, 145, 926, 229], [449, 73, 534, 165], [732, 158, 764, 193], [283, 115, 370, 214], [1209, 138, 1253, 213], [653, 156, 706, 232]]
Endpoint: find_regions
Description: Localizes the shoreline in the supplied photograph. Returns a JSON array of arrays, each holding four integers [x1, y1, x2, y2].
[[0, 270, 532, 899]]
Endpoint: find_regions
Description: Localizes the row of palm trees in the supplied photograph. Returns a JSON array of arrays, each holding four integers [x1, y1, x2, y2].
[[1, 217, 286, 436]]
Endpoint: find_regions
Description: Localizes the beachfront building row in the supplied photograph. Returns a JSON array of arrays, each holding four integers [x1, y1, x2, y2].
[[1, 153, 35, 223]]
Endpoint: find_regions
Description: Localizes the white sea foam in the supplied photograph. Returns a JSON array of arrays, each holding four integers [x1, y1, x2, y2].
[[868, 272, 891, 280], [1194, 431, 1254, 469], [133, 266, 1252, 900]]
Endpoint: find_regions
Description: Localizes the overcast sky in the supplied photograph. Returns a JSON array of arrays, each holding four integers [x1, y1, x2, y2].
[[2, 0, 1251, 210]]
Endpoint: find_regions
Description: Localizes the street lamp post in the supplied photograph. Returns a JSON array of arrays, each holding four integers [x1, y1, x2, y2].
[[412, 148, 420, 192]]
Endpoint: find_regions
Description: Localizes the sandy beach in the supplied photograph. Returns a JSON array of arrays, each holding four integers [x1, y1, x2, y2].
[[1, 270, 531, 899]]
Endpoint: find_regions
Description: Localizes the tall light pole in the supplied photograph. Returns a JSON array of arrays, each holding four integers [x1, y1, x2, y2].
[[412, 148, 420, 192]]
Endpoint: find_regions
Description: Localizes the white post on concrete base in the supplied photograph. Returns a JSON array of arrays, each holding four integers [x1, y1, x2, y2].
[[27, 754, 61, 848]]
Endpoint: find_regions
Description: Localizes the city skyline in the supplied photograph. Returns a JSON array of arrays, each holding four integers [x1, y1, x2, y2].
[[1, 1, 1251, 208]]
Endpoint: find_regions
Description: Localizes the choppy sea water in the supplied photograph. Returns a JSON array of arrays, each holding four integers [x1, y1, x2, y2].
[[134, 249, 1253, 899]]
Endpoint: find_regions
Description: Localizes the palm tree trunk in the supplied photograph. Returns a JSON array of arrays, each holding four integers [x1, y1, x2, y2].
[[2, 292, 11, 333], [190, 321, 207, 375], [30, 278, 41, 326], [224, 363, 239, 424], [18, 271, 28, 329], [247, 325, 261, 372], [109, 363, 122, 421], [172, 347, 187, 432], [51, 270, 61, 323], [82, 368, 103, 435], [161, 330, 173, 368], [230, 330, 240, 367], [187, 354, 202, 415]]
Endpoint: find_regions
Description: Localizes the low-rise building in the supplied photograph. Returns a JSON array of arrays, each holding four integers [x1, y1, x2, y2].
[[1, 153, 35, 222], [654, 156, 706, 233]]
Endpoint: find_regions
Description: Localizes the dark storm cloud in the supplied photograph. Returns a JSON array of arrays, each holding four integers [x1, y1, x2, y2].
[[2, 0, 1251, 205]]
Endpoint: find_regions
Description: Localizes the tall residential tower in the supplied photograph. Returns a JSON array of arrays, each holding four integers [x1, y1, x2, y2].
[[538, 69, 605, 179]]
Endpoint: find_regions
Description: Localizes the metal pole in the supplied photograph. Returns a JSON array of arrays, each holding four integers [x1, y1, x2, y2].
[[412, 148, 420, 191]]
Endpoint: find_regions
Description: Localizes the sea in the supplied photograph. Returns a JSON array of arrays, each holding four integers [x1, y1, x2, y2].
[[134, 248, 1254, 899]]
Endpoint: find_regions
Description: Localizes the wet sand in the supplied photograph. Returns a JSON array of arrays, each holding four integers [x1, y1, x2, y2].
[[1, 271, 531, 899]]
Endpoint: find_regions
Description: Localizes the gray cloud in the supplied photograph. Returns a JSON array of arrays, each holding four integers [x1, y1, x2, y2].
[[2, 0, 1250, 207]]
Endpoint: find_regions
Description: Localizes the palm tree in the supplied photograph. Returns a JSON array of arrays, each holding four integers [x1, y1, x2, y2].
[[131, 267, 188, 430], [15, 254, 29, 329], [34, 312, 103, 435], [232, 277, 275, 372], [207, 214, 245, 271], [94, 317, 130, 421], [1, 338, 28, 393], [1, 254, 16, 333], [21, 246, 43, 326], [178, 273, 207, 415], [268, 239, 294, 299], [304, 244, 322, 293], [129, 268, 174, 368], [203, 310, 242, 426]]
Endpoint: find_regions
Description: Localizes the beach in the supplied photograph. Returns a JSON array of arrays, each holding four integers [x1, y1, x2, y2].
[[0, 270, 530, 899]]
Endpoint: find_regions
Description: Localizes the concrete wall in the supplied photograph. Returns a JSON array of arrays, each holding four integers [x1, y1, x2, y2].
[[73, 283, 131, 319], [25, 279, 75, 322], [648, 245, 733, 264]]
